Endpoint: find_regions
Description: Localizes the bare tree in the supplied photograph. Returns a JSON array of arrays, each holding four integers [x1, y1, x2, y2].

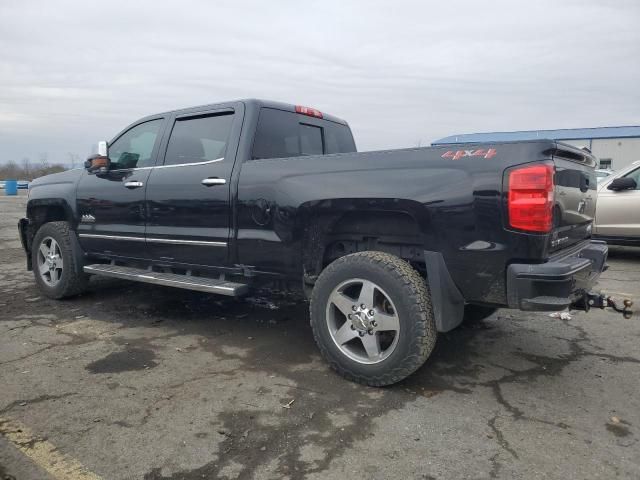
[[1, 158, 66, 181], [1, 160, 19, 179], [21, 157, 31, 178], [38, 152, 49, 169]]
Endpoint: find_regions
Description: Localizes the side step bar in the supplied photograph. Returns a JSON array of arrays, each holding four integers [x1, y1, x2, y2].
[[83, 264, 249, 297]]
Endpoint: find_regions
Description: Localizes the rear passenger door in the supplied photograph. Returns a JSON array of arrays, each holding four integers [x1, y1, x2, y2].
[[144, 104, 243, 267]]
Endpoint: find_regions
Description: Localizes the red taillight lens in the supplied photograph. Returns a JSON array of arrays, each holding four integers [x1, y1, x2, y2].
[[508, 164, 554, 233], [295, 105, 323, 118]]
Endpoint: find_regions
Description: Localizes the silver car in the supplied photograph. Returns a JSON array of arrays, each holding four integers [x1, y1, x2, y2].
[[595, 169, 614, 183], [594, 160, 640, 246]]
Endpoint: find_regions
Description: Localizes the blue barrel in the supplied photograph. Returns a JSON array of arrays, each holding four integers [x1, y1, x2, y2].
[[5, 179, 18, 196]]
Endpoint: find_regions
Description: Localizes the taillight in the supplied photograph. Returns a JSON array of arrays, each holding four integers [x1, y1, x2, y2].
[[508, 164, 554, 233], [295, 105, 323, 118]]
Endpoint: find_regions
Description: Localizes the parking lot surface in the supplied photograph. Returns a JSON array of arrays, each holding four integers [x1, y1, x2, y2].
[[1, 191, 639, 479]]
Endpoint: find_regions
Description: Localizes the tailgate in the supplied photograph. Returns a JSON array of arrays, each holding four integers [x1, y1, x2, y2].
[[551, 143, 598, 252]]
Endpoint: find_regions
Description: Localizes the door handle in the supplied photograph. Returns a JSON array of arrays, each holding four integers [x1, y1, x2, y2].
[[124, 181, 144, 189], [201, 178, 226, 187]]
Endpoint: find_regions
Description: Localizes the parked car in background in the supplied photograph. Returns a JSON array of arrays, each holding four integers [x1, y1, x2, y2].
[[594, 160, 640, 246], [595, 169, 614, 183]]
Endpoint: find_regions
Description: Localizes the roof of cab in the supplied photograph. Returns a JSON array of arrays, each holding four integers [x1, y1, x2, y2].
[[151, 98, 349, 126]]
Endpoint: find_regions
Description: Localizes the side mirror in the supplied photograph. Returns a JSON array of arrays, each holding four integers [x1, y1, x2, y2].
[[84, 155, 110, 175], [84, 141, 110, 174], [607, 177, 637, 191], [98, 140, 108, 157]]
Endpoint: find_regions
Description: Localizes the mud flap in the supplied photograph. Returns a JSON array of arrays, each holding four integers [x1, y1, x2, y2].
[[18, 218, 32, 271], [424, 251, 465, 332]]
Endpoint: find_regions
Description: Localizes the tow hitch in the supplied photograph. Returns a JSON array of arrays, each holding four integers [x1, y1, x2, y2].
[[572, 292, 634, 319]]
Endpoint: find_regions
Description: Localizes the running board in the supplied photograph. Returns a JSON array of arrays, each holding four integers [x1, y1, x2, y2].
[[83, 264, 249, 297]]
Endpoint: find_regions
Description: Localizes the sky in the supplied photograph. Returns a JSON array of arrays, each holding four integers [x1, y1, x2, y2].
[[0, 0, 639, 166]]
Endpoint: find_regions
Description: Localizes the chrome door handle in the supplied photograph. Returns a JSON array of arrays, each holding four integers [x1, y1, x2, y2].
[[124, 181, 144, 189], [201, 178, 226, 186]]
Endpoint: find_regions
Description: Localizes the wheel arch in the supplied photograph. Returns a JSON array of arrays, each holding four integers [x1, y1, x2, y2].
[[297, 199, 433, 283], [297, 200, 464, 333], [24, 199, 76, 264]]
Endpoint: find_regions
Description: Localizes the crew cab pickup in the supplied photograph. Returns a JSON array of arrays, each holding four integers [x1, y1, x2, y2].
[[19, 99, 609, 386]]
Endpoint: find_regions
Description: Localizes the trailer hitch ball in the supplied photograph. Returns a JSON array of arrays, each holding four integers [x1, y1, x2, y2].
[[605, 296, 633, 319], [573, 292, 634, 319]]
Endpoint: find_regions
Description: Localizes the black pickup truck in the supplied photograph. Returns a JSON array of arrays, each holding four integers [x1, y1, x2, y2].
[[19, 99, 611, 386]]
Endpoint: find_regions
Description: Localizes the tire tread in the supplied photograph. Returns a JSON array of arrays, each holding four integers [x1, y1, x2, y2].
[[310, 251, 436, 386], [32, 221, 89, 299]]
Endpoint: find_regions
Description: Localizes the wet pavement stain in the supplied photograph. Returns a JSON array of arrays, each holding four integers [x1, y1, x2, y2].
[[86, 347, 157, 374]]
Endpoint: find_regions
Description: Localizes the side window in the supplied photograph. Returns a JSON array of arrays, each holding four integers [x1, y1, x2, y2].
[[164, 113, 234, 166], [623, 167, 640, 190], [252, 109, 301, 160], [324, 122, 356, 154], [109, 119, 162, 169]]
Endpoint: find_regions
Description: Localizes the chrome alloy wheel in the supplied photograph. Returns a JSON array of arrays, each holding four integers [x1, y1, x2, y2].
[[325, 278, 400, 364], [37, 236, 64, 286]]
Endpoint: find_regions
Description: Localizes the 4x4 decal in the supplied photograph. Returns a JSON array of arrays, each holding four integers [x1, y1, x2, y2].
[[441, 148, 497, 160]]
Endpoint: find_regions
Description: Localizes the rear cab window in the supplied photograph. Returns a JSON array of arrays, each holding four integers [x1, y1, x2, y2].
[[251, 108, 356, 160]]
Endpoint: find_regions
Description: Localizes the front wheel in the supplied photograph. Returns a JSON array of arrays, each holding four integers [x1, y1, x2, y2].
[[32, 221, 89, 299], [310, 251, 436, 386]]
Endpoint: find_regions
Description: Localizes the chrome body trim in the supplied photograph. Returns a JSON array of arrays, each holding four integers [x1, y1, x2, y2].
[[146, 237, 227, 247], [109, 157, 224, 173], [78, 233, 227, 247], [79, 234, 145, 242]]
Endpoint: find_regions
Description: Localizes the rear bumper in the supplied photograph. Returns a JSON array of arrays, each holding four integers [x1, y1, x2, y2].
[[506, 240, 608, 311]]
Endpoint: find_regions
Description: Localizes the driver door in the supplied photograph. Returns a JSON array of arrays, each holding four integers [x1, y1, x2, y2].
[[76, 117, 166, 259]]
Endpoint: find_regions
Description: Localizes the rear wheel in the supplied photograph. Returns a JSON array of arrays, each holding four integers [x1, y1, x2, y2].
[[310, 251, 436, 386], [32, 221, 89, 299]]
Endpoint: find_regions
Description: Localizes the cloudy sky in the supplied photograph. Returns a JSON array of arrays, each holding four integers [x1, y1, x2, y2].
[[0, 0, 638, 165]]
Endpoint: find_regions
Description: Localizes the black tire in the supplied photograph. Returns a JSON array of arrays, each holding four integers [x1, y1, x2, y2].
[[463, 305, 497, 323], [310, 251, 436, 386], [31, 221, 89, 299]]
